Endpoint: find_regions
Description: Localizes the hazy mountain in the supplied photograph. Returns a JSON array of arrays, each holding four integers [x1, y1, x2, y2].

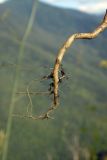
[[0, 1, 107, 159]]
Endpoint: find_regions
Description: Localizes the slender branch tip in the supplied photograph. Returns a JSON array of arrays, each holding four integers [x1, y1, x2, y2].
[[52, 10, 107, 106]]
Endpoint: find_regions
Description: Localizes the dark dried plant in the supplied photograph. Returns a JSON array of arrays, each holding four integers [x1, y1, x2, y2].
[[13, 10, 107, 120]]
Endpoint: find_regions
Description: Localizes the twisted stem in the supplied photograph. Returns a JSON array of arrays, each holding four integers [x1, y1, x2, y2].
[[53, 10, 107, 106]]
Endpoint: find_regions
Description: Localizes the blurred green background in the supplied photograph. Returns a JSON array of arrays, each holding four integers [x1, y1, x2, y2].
[[0, 0, 107, 159]]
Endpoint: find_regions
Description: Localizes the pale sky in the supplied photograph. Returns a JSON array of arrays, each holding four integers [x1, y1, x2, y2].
[[0, 0, 107, 14], [0, 0, 7, 3], [40, 0, 107, 14]]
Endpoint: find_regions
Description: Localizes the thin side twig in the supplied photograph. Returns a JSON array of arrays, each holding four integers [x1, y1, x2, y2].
[[13, 103, 55, 120], [16, 91, 50, 95], [52, 10, 107, 106]]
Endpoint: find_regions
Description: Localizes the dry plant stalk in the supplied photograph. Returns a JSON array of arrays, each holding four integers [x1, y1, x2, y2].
[[14, 10, 107, 120], [13, 105, 55, 120], [52, 10, 107, 106]]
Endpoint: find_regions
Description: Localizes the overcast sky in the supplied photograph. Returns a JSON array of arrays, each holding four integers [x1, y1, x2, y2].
[[39, 0, 107, 14], [0, 0, 7, 3], [0, 0, 107, 14]]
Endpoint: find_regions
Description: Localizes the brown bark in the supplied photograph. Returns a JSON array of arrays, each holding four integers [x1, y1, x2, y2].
[[53, 10, 107, 106]]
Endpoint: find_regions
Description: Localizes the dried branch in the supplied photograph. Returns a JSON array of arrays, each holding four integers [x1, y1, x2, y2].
[[52, 10, 107, 106], [14, 76, 56, 120], [13, 103, 55, 120], [16, 91, 50, 95], [13, 10, 107, 121]]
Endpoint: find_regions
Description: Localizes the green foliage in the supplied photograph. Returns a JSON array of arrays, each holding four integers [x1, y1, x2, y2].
[[0, 1, 107, 159]]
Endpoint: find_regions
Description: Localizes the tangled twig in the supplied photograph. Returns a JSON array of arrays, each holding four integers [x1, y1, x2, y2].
[[52, 10, 107, 106], [13, 75, 57, 120], [13, 10, 107, 120], [13, 103, 55, 120]]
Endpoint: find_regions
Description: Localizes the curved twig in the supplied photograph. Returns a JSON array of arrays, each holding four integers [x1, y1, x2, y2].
[[12, 103, 55, 120], [53, 10, 107, 106]]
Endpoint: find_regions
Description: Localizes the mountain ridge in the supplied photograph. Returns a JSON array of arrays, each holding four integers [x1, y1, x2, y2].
[[0, 1, 107, 159]]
